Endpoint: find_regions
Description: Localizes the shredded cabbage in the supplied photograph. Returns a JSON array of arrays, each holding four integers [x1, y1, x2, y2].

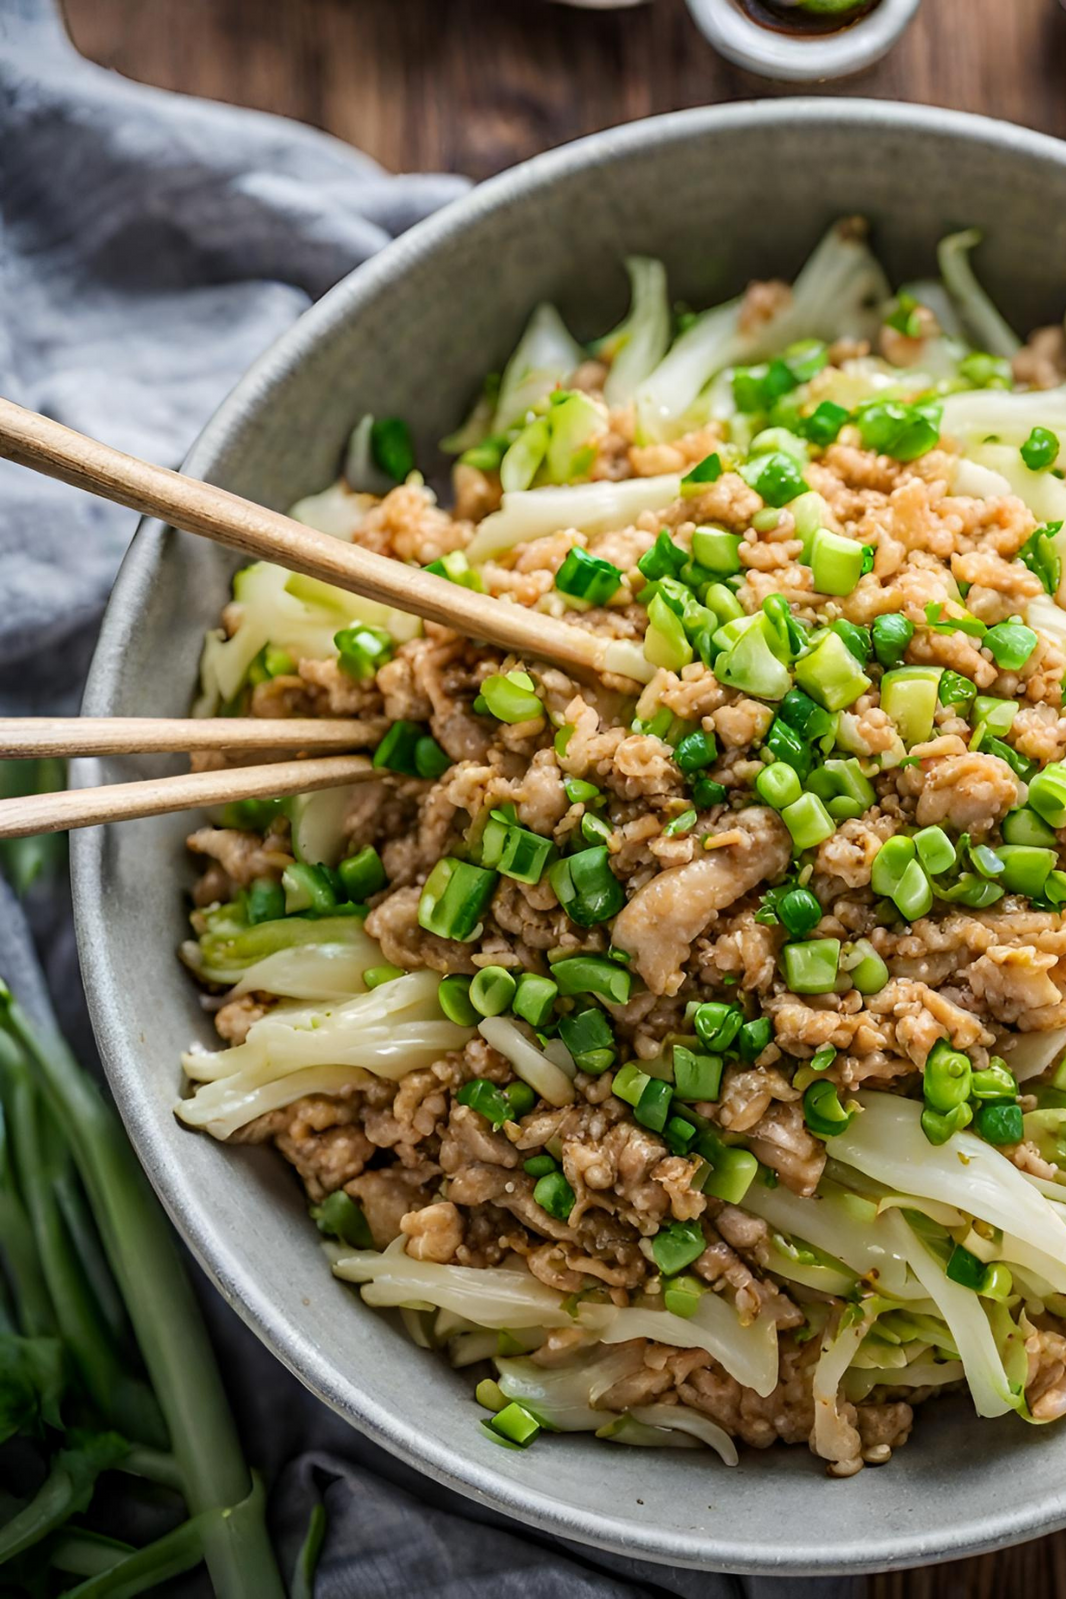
[[494, 304, 585, 434], [811, 1303, 876, 1464], [288, 478, 378, 537], [182, 912, 379, 986], [477, 1016, 575, 1107], [229, 942, 379, 1002], [600, 257, 672, 407], [342, 415, 395, 496], [742, 1173, 914, 1298], [628, 1405, 739, 1465], [464, 475, 682, 565], [937, 230, 1020, 358], [495, 1346, 641, 1430]]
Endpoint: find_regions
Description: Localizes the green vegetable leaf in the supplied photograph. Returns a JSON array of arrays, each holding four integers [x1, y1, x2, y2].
[[0, 1334, 66, 1444]]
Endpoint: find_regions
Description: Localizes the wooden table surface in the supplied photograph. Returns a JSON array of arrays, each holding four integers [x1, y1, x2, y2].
[[57, 0, 1066, 1594]]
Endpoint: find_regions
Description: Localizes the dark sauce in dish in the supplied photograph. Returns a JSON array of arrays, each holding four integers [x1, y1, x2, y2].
[[736, 0, 879, 35]]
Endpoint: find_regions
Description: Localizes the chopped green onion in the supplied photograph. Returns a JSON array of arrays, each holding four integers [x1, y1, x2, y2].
[[971, 1059, 1018, 1100], [934, 874, 1005, 909], [364, 963, 404, 989], [611, 1062, 650, 1108], [925, 602, 986, 639], [458, 1078, 515, 1127], [549, 846, 624, 927], [777, 886, 822, 938], [550, 955, 632, 1005], [438, 974, 479, 1025], [373, 719, 424, 775], [558, 1006, 615, 1073], [807, 757, 875, 812], [782, 938, 840, 994], [415, 736, 452, 780], [810, 1044, 837, 1072], [778, 688, 834, 741], [756, 761, 802, 811], [663, 808, 697, 837], [1028, 762, 1066, 828], [738, 1016, 772, 1061], [564, 777, 600, 806], [674, 729, 718, 775], [662, 1273, 705, 1318], [555, 546, 623, 605], [891, 858, 933, 920], [691, 526, 742, 576], [312, 1190, 373, 1248], [938, 670, 976, 708], [924, 1039, 972, 1112], [644, 591, 694, 672], [371, 417, 415, 481], [476, 1377, 508, 1413], [984, 619, 1038, 671], [282, 862, 336, 915], [974, 1101, 1023, 1145], [972, 694, 1019, 737], [946, 1243, 987, 1291], [691, 775, 728, 809], [764, 718, 812, 779], [880, 665, 941, 745], [803, 1080, 854, 1139], [635, 1076, 674, 1132], [338, 846, 387, 902], [870, 612, 914, 670], [983, 736, 1035, 782], [681, 452, 723, 490], [781, 792, 835, 852], [741, 450, 809, 508], [693, 1001, 743, 1052], [651, 1220, 706, 1277], [1001, 807, 1057, 848], [672, 1045, 724, 1102], [418, 857, 498, 942], [534, 1170, 576, 1222], [469, 965, 518, 1017], [854, 398, 941, 461], [480, 671, 542, 724], [793, 630, 871, 713], [487, 1401, 541, 1448], [505, 1080, 536, 1119], [921, 1102, 973, 1144], [512, 974, 559, 1029], [810, 529, 867, 597], [914, 826, 956, 876], [830, 619, 872, 665], [498, 824, 557, 885], [1021, 426, 1060, 472], [871, 834, 917, 896], [424, 550, 483, 591], [638, 529, 686, 582], [801, 401, 849, 448], [246, 877, 285, 925], [958, 352, 1013, 390], [335, 623, 394, 680], [996, 844, 1056, 897], [523, 1154, 558, 1178], [1019, 525, 1063, 595]]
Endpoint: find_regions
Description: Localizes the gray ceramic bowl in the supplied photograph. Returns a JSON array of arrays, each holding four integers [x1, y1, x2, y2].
[[74, 100, 1066, 1576]]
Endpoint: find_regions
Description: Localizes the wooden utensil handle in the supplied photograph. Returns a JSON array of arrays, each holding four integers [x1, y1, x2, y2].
[[0, 717, 374, 758]]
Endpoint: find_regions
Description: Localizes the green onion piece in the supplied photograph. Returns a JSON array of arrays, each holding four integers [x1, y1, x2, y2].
[[891, 857, 933, 920], [1047, 870, 1066, 906], [458, 1077, 515, 1127], [830, 619, 872, 665], [810, 1044, 837, 1072], [371, 417, 415, 481], [246, 877, 285, 925], [803, 1080, 854, 1139], [469, 965, 518, 1017], [282, 862, 336, 915], [373, 719, 424, 776], [550, 955, 632, 1005], [871, 834, 916, 896], [980, 1263, 1014, 1302], [793, 630, 871, 712], [697, 1137, 758, 1204], [512, 974, 558, 1029], [418, 857, 498, 942], [691, 526, 742, 576], [938, 670, 977, 708], [644, 591, 694, 672], [635, 1076, 674, 1132], [971, 1059, 1018, 1101], [681, 452, 724, 491], [996, 844, 1056, 896], [581, 813, 614, 848], [334, 623, 394, 680], [364, 963, 404, 990], [534, 1170, 576, 1221], [984, 619, 1038, 671], [476, 1377, 507, 1413], [914, 826, 956, 876], [555, 546, 624, 605], [523, 1154, 558, 1178], [564, 777, 600, 806], [782, 938, 841, 994], [854, 398, 941, 461], [663, 808, 697, 837], [958, 351, 1013, 390], [674, 729, 718, 776], [338, 846, 387, 902], [740, 450, 809, 508], [781, 793, 835, 852], [1021, 426, 1060, 472], [934, 873, 1005, 909], [415, 736, 452, 781], [1019, 525, 1063, 595], [972, 695, 1019, 737], [801, 401, 849, 448], [480, 671, 542, 724], [672, 1046, 724, 1102], [693, 1001, 743, 1052], [924, 601, 987, 640], [921, 1102, 973, 1144], [488, 1401, 541, 1448], [311, 1190, 373, 1249], [764, 718, 812, 779], [651, 1220, 705, 1277], [738, 1016, 772, 1061], [638, 529, 686, 582], [756, 762, 802, 811], [715, 614, 792, 700], [424, 550, 484, 592], [1028, 762, 1066, 828], [558, 1006, 615, 1073], [810, 529, 865, 597], [505, 1080, 536, 1119], [438, 974, 479, 1025], [665, 1117, 699, 1160], [662, 1273, 705, 1318], [969, 840, 1005, 879], [549, 846, 624, 927], [691, 775, 728, 809], [880, 665, 941, 745], [778, 687, 834, 741], [924, 1039, 972, 1112], [982, 736, 1035, 782], [945, 1243, 987, 1291], [1002, 807, 1057, 848], [871, 612, 915, 670], [777, 886, 822, 938], [498, 825, 557, 885]]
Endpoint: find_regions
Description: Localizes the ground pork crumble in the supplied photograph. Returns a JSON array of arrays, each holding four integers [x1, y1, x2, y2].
[[180, 276, 1066, 1479]]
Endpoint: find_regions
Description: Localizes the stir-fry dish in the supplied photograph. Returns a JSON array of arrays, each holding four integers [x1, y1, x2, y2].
[[178, 220, 1066, 1476]]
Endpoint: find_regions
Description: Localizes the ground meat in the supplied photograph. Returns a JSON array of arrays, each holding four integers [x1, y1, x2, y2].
[[365, 886, 478, 974], [897, 749, 1019, 833], [236, 1093, 374, 1203], [747, 1102, 827, 1198], [612, 807, 791, 994], [186, 824, 292, 889], [213, 992, 272, 1045], [1013, 324, 1066, 390], [347, 1169, 436, 1247], [400, 1201, 464, 1263]]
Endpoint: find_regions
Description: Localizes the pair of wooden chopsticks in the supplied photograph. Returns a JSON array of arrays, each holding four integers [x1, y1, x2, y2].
[[0, 397, 640, 840]]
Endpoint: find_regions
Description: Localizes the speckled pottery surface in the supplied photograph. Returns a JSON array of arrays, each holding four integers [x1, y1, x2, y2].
[[74, 101, 1066, 1576]]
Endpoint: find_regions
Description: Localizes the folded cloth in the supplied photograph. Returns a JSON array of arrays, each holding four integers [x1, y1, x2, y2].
[[0, 4, 856, 1595]]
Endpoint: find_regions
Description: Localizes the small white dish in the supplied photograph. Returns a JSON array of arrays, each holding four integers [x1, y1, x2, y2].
[[685, 0, 920, 81]]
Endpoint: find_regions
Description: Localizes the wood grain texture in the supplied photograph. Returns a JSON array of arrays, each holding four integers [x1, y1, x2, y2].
[[53, 0, 1066, 1591], [0, 718, 376, 757]]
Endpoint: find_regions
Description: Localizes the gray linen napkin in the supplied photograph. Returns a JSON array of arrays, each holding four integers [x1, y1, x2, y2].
[[0, 3, 857, 1594]]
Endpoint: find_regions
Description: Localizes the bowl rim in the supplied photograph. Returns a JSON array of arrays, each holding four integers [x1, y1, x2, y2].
[[74, 97, 1066, 1575], [683, 0, 922, 84]]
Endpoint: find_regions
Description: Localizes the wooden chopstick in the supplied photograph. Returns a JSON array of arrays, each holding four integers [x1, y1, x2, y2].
[[0, 717, 374, 759], [0, 398, 651, 686], [0, 755, 377, 839]]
